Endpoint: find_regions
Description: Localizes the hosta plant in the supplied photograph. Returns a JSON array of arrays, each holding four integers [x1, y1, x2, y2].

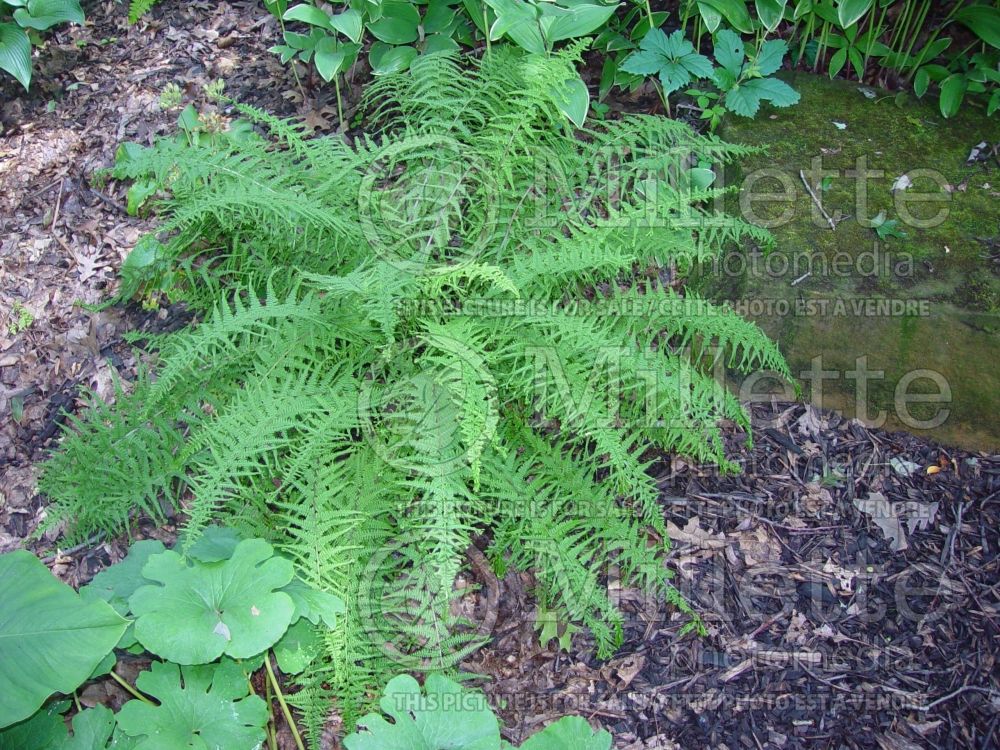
[[40, 45, 788, 738], [0, 0, 84, 89]]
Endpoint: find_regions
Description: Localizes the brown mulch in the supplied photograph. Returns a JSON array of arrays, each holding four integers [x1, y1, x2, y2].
[[466, 401, 999, 750], [2, 2, 999, 749]]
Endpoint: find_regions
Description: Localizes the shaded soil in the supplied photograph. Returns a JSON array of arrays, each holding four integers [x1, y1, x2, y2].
[[468, 401, 999, 749], [2, 2, 998, 749]]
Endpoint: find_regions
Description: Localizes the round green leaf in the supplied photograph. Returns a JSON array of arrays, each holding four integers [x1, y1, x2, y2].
[[116, 660, 267, 750], [368, 1, 420, 44], [272, 619, 319, 675], [129, 538, 295, 664], [369, 42, 418, 74], [0, 551, 128, 728], [344, 674, 500, 750], [517, 716, 612, 750], [0, 23, 31, 90]]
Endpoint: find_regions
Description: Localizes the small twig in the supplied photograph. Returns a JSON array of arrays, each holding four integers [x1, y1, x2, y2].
[[799, 169, 837, 230], [50, 178, 65, 231], [264, 652, 305, 750], [904, 685, 1000, 712], [791, 271, 812, 286]]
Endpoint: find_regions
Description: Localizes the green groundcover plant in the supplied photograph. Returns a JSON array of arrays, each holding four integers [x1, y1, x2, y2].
[[40, 46, 788, 738], [0, 0, 83, 89]]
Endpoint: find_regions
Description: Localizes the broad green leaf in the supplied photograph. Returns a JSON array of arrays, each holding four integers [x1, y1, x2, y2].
[[344, 674, 500, 750], [836, 0, 872, 30], [61, 706, 116, 750], [938, 73, 966, 118], [84, 540, 166, 608], [913, 66, 930, 98], [658, 60, 693, 95], [540, 1, 618, 44], [281, 577, 345, 628], [619, 48, 661, 76], [680, 50, 713, 78], [0, 551, 128, 727], [713, 28, 744, 76], [330, 8, 363, 42], [369, 42, 418, 74], [697, 2, 723, 33], [0, 704, 67, 749], [753, 38, 787, 77], [129, 538, 295, 664], [828, 46, 847, 78], [423, 33, 460, 53], [517, 716, 612, 750], [726, 76, 799, 116], [368, 0, 420, 44], [12, 0, 83, 30], [0, 23, 31, 90], [116, 660, 267, 750], [550, 75, 590, 128], [272, 619, 319, 674], [314, 37, 347, 81], [423, 0, 456, 33], [953, 5, 1000, 50], [755, 0, 786, 31], [988, 88, 999, 117], [125, 180, 157, 216], [698, 0, 753, 33], [485, 0, 545, 53], [184, 525, 241, 563], [282, 3, 332, 28]]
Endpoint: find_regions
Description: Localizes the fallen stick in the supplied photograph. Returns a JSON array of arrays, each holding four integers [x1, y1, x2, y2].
[[799, 169, 837, 230]]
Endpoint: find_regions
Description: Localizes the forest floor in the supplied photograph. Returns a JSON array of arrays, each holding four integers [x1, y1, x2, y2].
[[1, 1, 998, 748]]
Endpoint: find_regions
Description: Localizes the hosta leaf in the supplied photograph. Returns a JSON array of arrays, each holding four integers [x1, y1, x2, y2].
[[12, 0, 84, 31], [836, 0, 872, 30], [754, 0, 786, 32], [282, 3, 332, 28], [938, 73, 966, 118], [344, 674, 500, 750], [368, 0, 420, 44], [0, 551, 128, 727], [698, 0, 753, 33], [550, 75, 590, 128], [116, 660, 267, 750], [516, 716, 612, 750], [369, 41, 418, 74], [330, 8, 363, 42], [129, 538, 295, 664], [952, 4, 1000, 49], [540, 1, 618, 44], [0, 23, 31, 90]]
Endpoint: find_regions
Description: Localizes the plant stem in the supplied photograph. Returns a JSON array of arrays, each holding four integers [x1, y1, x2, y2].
[[642, 0, 654, 30], [334, 75, 345, 130], [263, 673, 278, 750], [264, 652, 305, 750], [109, 669, 155, 705]]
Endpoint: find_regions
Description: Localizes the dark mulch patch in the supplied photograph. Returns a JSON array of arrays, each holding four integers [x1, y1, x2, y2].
[[465, 402, 999, 750]]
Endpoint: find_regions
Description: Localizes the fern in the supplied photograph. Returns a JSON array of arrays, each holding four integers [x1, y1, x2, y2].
[[127, 0, 157, 24], [41, 47, 789, 739]]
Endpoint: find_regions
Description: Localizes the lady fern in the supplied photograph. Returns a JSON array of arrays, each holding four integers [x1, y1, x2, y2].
[[41, 46, 789, 738]]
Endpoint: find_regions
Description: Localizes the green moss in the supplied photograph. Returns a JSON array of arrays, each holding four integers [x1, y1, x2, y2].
[[705, 72, 1000, 451]]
